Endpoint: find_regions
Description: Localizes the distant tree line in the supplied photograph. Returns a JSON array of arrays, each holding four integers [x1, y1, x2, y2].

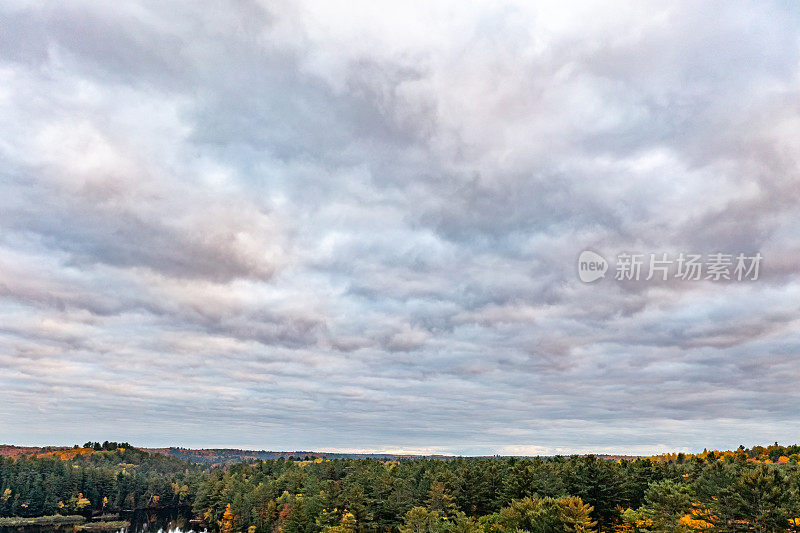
[[80, 441, 133, 452], [2, 443, 800, 532]]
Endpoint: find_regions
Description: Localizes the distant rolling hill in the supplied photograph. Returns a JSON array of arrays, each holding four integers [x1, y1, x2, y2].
[[0, 444, 451, 463], [0, 444, 637, 464], [0, 445, 67, 457], [143, 447, 453, 463]]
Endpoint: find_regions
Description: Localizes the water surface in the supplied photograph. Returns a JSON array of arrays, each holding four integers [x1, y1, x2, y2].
[[0, 509, 205, 533]]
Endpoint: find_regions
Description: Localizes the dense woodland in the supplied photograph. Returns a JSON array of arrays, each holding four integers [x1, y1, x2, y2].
[[2, 442, 800, 532]]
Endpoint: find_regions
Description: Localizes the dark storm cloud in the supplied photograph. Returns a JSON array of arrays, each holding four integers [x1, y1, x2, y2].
[[1, 0, 799, 454]]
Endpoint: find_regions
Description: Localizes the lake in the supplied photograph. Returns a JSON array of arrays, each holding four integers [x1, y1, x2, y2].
[[0, 510, 206, 533]]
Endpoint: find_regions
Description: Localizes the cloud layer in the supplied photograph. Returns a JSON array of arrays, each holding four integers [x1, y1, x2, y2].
[[1, 0, 799, 454]]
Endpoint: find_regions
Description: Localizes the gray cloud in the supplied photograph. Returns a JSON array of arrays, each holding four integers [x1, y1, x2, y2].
[[1, 0, 799, 454]]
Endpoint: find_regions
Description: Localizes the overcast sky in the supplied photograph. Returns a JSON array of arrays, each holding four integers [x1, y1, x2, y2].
[[1, 0, 799, 455]]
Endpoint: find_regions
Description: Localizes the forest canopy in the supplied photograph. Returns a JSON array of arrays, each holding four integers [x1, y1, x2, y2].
[[1, 443, 800, 532]]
